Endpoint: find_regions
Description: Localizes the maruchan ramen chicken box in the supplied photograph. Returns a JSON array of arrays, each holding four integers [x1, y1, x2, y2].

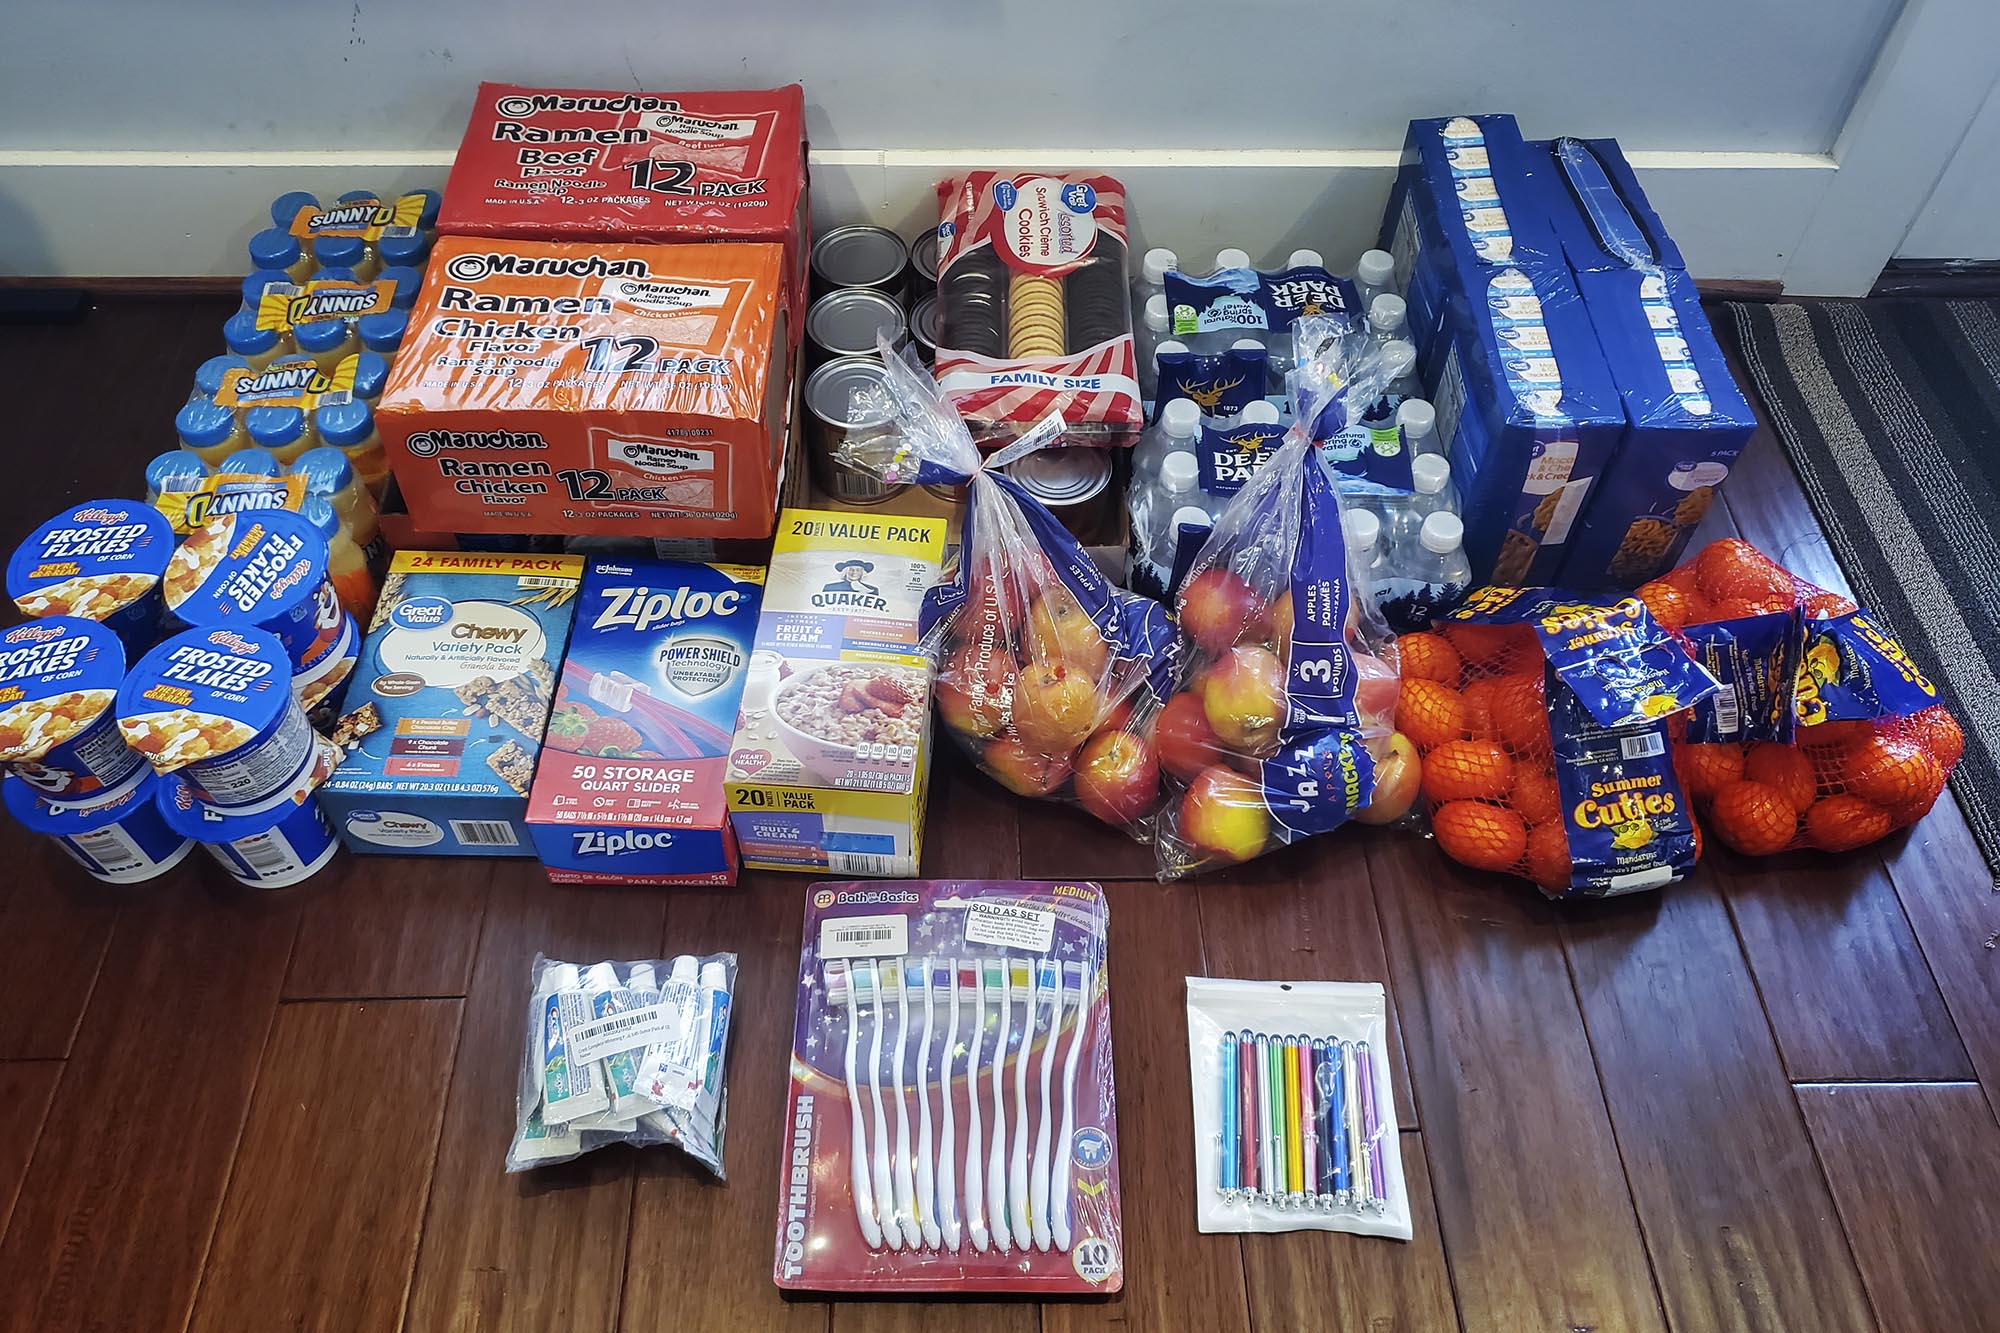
[[439, 83, 809, 332], [376, 236, 791, 540], [526, 557, 763, 885], [726, 509, 946, 877], [318, 551, 583, 856]]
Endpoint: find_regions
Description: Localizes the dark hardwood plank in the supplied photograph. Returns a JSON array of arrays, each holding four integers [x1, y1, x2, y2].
[[921, 741, 1022, 880], [1562, 884, 1874, 1333], [1366, 834, 1666, 1333], [0, 1061, 61, 1245], [1195, 841, 1417, 1126], [284, 856, 491, 999], [189, 999, 462, 1333], [1797, 1082, 2000, 1333], [0, 885, 298, 1333], [403, 868, 664, 1333], [1043, 879, 1250, 1333], [1239, 1132, 1459, 1333], [0, 851, 119, 1059], [1015, 798, 1156, 882]]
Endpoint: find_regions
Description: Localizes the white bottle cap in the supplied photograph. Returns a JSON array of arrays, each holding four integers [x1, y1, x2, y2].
[[1397, 398, 1436, 438], [1142, 247, 1178, 285], [1241, 400, 1281, 425], [550, 962, 583, 992], [1368, 293, 1408, 335], [1357, 249, 1395, 288], [1287, 248, 1324, 269], [627, 962, 658, 991], [1143, 293, 1170, 333], [1346, 509, 1381, 552], [1412, 453, 1452, 495], [582, 961, 621, 991], [1230, 337, 1265, 352], [699, 960, 729, 991], [669, 955, 699, 983], [1171, 505, 1213, 532], [1162, 397, 1201, 437], [1215, 247, 1252, 271], [1383, 341, 1418, 380], [1420, 511, 1465, 555], [1156, 339, 1189, 358], [1161, 451, 1200, 495]]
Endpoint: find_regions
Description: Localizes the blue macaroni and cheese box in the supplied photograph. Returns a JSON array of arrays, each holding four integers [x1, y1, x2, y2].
[[525, 558, 763, 886], [318, 550, 583, 856]]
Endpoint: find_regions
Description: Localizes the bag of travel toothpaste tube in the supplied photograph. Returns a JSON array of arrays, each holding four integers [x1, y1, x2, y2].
[[1151, 320, 1404, 879], [510, 952, 737, 1176], [835, 340, 1174, 837]]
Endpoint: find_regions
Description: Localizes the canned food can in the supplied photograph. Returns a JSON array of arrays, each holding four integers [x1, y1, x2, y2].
[[155, 773, 341, 889], [811, 225, 909, 302], [1003, 447, 1116, 542], [163, 511, 347, 686], [908, 229, 941, 301], [806, 288, 908, 370], [8, 500, 174, 655], [3, 770, 195, 884], [909, 296, 941, 367], [0, 617, 145, 802], [804, 355, 905, 506]]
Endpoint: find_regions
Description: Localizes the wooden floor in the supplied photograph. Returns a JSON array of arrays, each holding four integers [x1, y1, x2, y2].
[[1, 296, 1998, 1333]]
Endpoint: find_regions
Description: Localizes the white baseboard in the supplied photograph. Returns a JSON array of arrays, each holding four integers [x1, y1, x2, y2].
[[0, 147, 1834, 284]]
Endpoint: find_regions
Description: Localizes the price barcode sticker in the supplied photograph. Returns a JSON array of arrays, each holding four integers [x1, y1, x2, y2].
[[818, 913, 909, 960], [1620, 731, 1666, 761], [517, 575, 574, 589], [965, 900, 1057, 953], [1711, 685, 1743, 738], [567, 998, 687, 1065]]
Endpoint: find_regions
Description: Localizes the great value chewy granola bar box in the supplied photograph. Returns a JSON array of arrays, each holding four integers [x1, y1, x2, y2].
[[526, 557, 763, 885], [318, 550, 583, 856], [726, 509, 946, 877], [376, 236, 790, 541]]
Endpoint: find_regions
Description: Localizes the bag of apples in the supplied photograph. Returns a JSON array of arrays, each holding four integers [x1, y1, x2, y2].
[[836, 340, 1176, 833], [1396, 587, 1726, 897], [1151, 320, 1407, 877], [1636, 538, 1964, 856]]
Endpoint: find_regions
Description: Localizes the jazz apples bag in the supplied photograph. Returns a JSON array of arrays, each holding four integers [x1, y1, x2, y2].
[[835, 341, 1174, 832], [1151, 320, 1404, 878], [1636, 538, 1964, 855]]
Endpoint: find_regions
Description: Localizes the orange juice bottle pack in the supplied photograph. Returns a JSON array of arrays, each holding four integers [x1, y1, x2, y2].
[[376, 236, 791, 540]]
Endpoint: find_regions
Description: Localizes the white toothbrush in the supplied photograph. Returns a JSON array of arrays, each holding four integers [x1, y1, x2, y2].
[[938, 958, 963, 1252], [1029, 958, 1061, 1251], [964, 959, 990, 1253], [890, 957, 922, 1250], [1051, 959, 1089, 1252], [986, 958, 1012, 1252], [911, 957, 942, 1249], [1008, 958, 1034, 1248], [832, 960, 884, 1249], [865, 959, 900, 1250]]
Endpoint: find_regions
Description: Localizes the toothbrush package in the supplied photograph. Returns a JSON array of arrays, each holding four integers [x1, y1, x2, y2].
[[774, 879, 1124, 1294], [508, 953, 737, 1177], [1185, 977, 1411, 1240]]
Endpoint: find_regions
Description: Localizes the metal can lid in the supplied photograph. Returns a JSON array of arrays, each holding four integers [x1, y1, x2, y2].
[[910, 296, 940, 351], [811, 226, 909, 289], [910, 230, 942, 285], [1003, 447, 1112, 507], [807, 289, 906, 357], [805, 355, 896, 429]]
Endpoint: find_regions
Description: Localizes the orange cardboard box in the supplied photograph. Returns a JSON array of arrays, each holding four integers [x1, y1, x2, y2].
[[377, 236, 790, 539]]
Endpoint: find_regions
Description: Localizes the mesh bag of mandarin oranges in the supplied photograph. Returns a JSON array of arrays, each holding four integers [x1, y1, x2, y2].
[[836, 339, 1175, 833], [1634, 538, 1964, 856], [1395, 588, 1727, 897], [1150, 319, 1405, 878]]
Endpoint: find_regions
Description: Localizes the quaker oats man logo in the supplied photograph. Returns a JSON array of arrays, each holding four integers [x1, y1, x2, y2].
[[822, 559, 878, 596]]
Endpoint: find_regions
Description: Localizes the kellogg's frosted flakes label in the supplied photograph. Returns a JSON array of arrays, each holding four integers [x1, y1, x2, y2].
[[8, 500, 173, 652], [0, 618, 142, 800]]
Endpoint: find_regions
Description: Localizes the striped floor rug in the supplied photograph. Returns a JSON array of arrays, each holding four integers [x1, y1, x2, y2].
[[1729, 299, 2000, 877]]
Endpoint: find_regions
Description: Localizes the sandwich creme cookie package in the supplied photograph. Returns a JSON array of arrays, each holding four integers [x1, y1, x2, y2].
[[320, 551, 583, 856], [725, 509, 946, 877], [775, 879, 1122, 1293], [9, 500, 174, 653], [509, 952, 738, 1177], [526, 558, 764, 885]]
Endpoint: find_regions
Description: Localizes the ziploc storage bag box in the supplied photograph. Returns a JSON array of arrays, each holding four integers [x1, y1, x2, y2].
[[726, 509, 946, 877], [377, 236, 790, 541], [527, 558, 763, 885], [319, 551, 583, 856]]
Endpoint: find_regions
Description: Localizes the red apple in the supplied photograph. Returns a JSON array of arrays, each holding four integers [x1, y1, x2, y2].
[[1074, 730, 1160, 827], [984, 736, 1074, 796], [936, 641, 1017, 738], [1352, 731, 1420, 825], [1253, 589, 1295, 661], [1178, 568, 1264, 655], [1180, 764, 1271, 864], [1200, 645, 1285, 758], [1154, 690, 1224, 781], [1095, 693, 1137, 737], [1025, 587, 1109, 678], [1011, 661, 1101, 756]]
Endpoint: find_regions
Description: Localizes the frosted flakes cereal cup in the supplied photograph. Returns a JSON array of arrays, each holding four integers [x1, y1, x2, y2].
[[163, 511, 349, 696], [0, 617, 144, 803], [155, 773, 341, 889], [9, 500, 174, 654], [2, 770, 195, 884]]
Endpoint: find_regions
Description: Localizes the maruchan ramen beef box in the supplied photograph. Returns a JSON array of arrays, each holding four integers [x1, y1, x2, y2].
[[377, 236, 790, 540], [526, 557, 763, 885], [440, 83, 809, 332], [726, 509, 945, 877], [318, 551, 583, 856]]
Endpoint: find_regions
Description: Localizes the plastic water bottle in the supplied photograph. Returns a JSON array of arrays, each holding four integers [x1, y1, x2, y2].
[[1138, 294, 1171, 398], [1286, 248, 1324, 271], [1345, 508, 1385, 589], [1134, 397, 1201, 480], [1382, 339, 1422, 401], [1388, 454, 1458, 556], [1374, 511, 1471, 634], [1137, 246, 1178, 310], [1223, 336, 1268, 404], [1214, 247, 1252, 273], [1355, 249, 1396, 314], [1398, 399, 1440, 457], [1240, 399, 1282, 428], [1147, 452, 1212, 573], [1151, 338, 1189, 410], [1367, 294, 1409, 346]]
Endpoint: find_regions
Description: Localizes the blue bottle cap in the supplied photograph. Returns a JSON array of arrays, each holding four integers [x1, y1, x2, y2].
[[244, 406, 307, 452], [175, 398, 238, 450], [410, 188, 443, 228], [219, 447, 285, 479], [222, 308, 278, 357], [247, 228, 302, 273], [346, 351, 390, 401], [298, 496, 341, 545], [314, 399, 374, 449], [356, 309, 408, 353], [291, 446, 356, 498], [194, 353, 252, 399], [376, 229, 431, 267], [314, 235, 365, 269], [310, 266, 359, 287], [377, 266, 423, 310], [293, 319, 350, 354], [240, 268, 293, 311], [269, 190, 318, 229], [337, 189, 378, 205], [146, 451, 209, 500]]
